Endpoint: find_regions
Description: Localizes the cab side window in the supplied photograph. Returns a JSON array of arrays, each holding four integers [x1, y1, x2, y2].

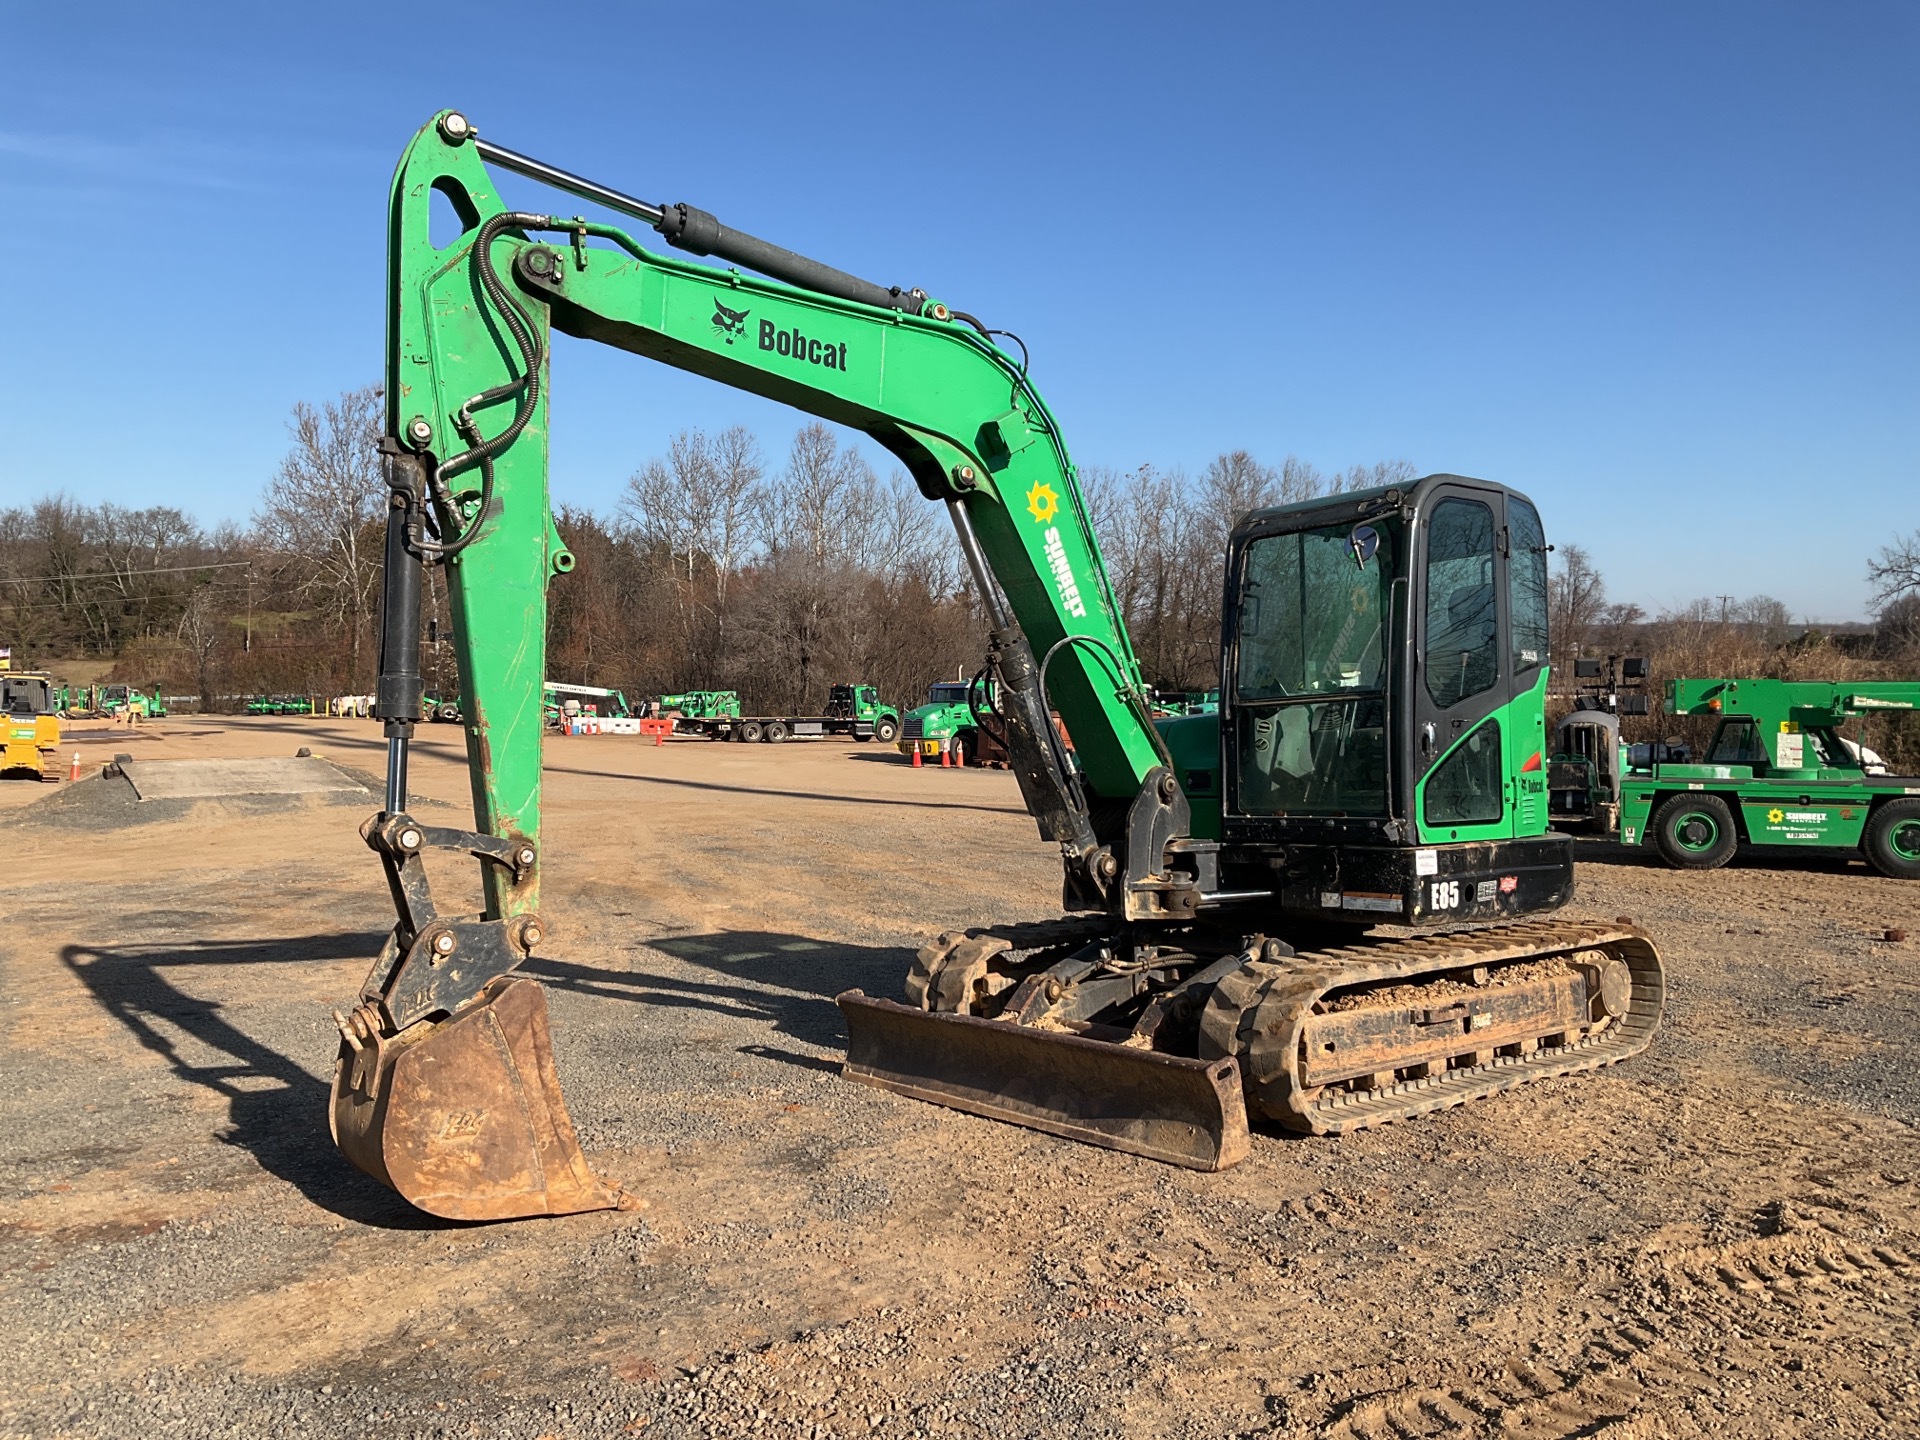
[[1507, 498, 1548, 675], [1424, 498, 1499, 708]]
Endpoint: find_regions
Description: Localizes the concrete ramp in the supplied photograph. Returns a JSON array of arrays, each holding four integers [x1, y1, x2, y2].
[[120, 757, 368, 802]]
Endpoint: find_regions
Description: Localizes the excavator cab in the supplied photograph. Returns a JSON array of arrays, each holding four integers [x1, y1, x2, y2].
[[1218, 475, 1573, 924]]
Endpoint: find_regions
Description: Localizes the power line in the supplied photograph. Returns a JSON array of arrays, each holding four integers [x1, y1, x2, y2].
[[0, 559, 255, 587]]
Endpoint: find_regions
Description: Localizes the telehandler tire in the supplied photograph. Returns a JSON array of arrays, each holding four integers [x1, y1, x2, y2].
[[1864, 798, 1920, 880], [1651, 793, 1738, 870]]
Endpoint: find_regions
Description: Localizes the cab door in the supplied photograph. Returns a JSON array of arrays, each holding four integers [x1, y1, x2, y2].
[[1411, 484, 1520, 844]]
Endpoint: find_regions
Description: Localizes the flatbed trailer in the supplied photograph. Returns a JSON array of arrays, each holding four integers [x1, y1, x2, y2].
[[665, 683, 900, 743], [672, 712, 886, 743]]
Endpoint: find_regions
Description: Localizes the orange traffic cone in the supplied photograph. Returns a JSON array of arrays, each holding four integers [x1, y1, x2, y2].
[[911, 745, 922, 768], [68, 751, 82, 782], [939, 741, 950, 768], [953, 741, 964, 769]]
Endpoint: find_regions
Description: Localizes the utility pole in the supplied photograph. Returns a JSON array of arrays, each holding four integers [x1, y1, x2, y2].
[[1717, 595, 1734, 624]]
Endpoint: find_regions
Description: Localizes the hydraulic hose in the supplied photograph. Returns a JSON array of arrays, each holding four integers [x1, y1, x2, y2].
[[412, 210, 553, 563]]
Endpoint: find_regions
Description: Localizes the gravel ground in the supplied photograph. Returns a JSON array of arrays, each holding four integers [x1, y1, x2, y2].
[[3, 717, 1919, 1439]]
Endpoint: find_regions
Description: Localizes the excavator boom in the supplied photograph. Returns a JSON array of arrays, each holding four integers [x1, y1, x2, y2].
[[336, 111, 1200, 1217]]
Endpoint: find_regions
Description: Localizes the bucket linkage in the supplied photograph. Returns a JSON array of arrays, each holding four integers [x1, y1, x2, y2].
[[329, 811, 618, 1221]]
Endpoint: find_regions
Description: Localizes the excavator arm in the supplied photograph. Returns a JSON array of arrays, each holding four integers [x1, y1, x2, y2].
[[332, 112, 1220, 1219]]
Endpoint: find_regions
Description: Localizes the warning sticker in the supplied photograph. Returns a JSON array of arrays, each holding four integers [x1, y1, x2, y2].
[[1776, 732, 1804, 768]]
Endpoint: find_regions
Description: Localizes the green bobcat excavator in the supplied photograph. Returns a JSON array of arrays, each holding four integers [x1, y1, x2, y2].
[[330, 112, 1665, 1219]]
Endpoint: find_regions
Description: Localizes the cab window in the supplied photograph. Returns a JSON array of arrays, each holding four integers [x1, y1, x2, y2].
[[1706, 718, 1765, 765], [1507, 498, 1548, 675], [1424, 498, 1499, 708]]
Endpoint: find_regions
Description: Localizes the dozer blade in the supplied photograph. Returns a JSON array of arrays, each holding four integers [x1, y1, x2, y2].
[[837, 991, 1250, 1171], [330, 977, 619, 1221]]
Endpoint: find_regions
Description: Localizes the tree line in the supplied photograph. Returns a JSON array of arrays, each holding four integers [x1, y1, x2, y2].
[[4, 384, 1917, 765], [0, 385, 1411, 713]]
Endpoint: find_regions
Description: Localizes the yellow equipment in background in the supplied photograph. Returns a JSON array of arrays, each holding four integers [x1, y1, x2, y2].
[[1, 671, 63, 781]]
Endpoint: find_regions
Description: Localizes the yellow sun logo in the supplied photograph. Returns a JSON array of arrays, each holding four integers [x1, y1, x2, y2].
[[1025, 481, 1060, 525], [1767, 808, 1784, 823]]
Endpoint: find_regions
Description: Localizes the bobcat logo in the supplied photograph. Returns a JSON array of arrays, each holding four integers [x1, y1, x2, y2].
[[712, 299, 751, 344]]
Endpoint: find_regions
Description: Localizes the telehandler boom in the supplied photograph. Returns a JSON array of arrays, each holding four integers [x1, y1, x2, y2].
[[332, 113, 1665, 1219]]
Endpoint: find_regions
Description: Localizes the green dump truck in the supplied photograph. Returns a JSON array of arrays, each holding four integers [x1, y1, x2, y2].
[[1619, 678, 1920, 877], [897, 680, 982, 763]]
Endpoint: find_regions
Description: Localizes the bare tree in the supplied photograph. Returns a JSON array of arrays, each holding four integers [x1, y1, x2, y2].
[[766, 422, 874, 565], [622, 429, 712, 584], [175, 586, 224, 711], [1335, 458, 1419, 493], [1548, 544, 1607, 670], [1870, 532, 1920, 609], [1877, 592, 1920, 658], [253, 384, 386, 688], [1198, 451, 1275, 553], [705, 425, 766, 606]]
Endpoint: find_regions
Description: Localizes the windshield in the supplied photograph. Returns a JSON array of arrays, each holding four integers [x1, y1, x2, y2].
[[1235, 520, 1395, 700], [928, 684, 970, 706]]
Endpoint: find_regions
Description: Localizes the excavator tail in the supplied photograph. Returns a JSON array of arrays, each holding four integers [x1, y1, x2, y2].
[[836, 992, 1250, 1171], [330, 976, 619, 1221]]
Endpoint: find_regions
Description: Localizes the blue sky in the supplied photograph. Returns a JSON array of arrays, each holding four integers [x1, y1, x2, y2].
[[2, 2, 1912, 620]]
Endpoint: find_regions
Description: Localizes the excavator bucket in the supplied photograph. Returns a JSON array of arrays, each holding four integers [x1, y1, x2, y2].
[[837, 992, 1250, 1171], [330, 977, 619, 1221]]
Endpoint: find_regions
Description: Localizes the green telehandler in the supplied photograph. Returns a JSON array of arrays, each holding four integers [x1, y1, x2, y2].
[[1620, 678, 1920, 875], [329, 112, 1665, 1220]]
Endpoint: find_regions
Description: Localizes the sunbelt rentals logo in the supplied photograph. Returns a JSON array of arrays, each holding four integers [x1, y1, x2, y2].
[[1023, 481, 1086, 618]]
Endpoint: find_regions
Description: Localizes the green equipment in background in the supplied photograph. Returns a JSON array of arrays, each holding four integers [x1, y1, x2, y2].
[[898, 680, 985, 762], [244, 694, 318, 716], [1619, 678, 1920, 877], [1547, 656, 1652, 833], [657, 690, 740, 721], [822, 683, 900, 742], [544, 682, 631, 727], [96, 684, 168, 719]]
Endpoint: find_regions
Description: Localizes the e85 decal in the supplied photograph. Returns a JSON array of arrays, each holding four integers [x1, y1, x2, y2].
[[1429, 880, 1462, 910]]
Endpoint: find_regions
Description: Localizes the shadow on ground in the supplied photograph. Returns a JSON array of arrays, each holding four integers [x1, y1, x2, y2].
[[526, 927, 916, 1069], [542, 763, 1024, 816], [60, 932, 443, 1229]]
